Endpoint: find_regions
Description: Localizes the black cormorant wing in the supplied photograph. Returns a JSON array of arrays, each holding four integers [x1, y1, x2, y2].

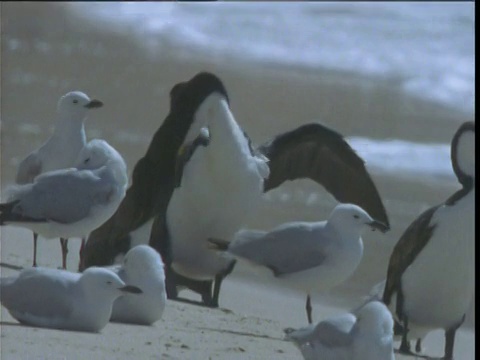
[[258, 122, 390, 230]]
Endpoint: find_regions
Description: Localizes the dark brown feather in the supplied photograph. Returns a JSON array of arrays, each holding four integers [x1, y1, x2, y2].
[[382, 205, 439, 317], [81, 72, 230, 270], [259, 122, 390, 229]]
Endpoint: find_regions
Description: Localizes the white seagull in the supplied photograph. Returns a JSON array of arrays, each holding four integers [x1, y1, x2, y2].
[[1, 139, 128, 269], [208, 203, 387, 323], [383, 121, 475, 359], [82, 72, 389, 309], [14, 91, 103, 268], [107, 245, 167, 325], [284, 301, 395, 360], [0, 266, 142, 332]]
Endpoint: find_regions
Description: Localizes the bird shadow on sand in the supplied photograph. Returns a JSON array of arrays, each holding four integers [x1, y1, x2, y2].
[[196, 326, 285, 342], [0, 262, 24, 271], [0, 321, 27, 328], [393, 348, 438, 360]]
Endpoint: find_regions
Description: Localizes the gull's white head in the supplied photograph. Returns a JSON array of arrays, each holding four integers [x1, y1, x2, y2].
[[452, 121, 475, 181], [57, 91, 103, 119], [123, 245, 165, 281], [328, 204, 386, 233], [354, 301, 394, 336], [79, 267, 142, 298]]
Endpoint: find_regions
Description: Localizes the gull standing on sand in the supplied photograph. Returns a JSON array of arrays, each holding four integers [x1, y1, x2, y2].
[[0, 267, 142, 332], [82, 72, 390, 310], [14, 91, 103, 268], [107, 245, 166, 325], [1, 139, 128, 269], [284, 301, 394, 360], [209, 203, 387, 323], [383, 121, 475, 360]]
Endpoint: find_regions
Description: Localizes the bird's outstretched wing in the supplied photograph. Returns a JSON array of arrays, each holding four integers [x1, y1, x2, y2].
[[258, 122, 389, 229]]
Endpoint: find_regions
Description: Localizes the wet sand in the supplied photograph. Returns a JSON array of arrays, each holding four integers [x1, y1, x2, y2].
[[0, 3, 475, 359]]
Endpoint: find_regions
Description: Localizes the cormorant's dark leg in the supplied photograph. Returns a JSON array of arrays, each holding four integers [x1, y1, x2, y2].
[[77, 237, 86, 272], [165, 264, 179, 300], [32, 232, 39, 267], [210, 260, 237, 308], [179, 276, 213, 305], [399, 316, 413, 354], [306, 294, 313, 324], [444, 314, 465, 360], [164, 265, 213, 306], [60, 238, 69, 269], [415, 338, 423, 353]]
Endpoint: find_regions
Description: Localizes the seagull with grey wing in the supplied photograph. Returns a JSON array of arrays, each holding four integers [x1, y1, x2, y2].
[[383, 121, 475, 360], [82, 72, 390, 309], [209, 203, 387, 323], [0, 267, 141, 332], [14, 91, 103, 268], [1, 139, 128, 269], [284, 300, 395, 360]]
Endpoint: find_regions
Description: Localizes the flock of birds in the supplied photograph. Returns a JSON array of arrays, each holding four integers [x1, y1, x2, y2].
[[0, 71, 474, 360]]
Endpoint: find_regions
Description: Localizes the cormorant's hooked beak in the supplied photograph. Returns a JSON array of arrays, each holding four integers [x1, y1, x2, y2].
[[84, 99, 104, 109], [119, 285, 143, 294], [368, 220, 389, 233]]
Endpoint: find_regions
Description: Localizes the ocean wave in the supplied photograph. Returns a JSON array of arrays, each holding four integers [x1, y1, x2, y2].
[[70, 2, 474, 115], [347, 136, 455, 181]]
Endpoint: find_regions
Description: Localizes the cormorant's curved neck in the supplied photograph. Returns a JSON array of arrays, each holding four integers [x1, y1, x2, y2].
[[445, 178, 474, 206]]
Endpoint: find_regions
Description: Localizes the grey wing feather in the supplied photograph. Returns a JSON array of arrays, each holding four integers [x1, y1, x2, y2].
[[313, 316, 355, 348], [286, 314, 355, 348], [13, 169, 113, 224], [16, 152, 42, 184], [258, 122, 390, 229], [1, 270, 75, 319], [230, 223, 329, 276]]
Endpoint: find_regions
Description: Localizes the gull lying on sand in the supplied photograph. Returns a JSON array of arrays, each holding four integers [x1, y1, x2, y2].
[[0, 267, 142, 332], [107, 245, 167, 325], [1, 139, 128, 269], [14, 91, 103, 268], [208, 203, 387, 324], [284, 300, 394, 360]]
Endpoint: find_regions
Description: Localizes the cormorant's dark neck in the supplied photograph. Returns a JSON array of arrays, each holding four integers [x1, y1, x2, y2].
[[445, 176, 474, 206]]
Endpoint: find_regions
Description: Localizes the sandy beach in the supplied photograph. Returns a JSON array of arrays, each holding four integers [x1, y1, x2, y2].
[[1, 3, 474, 359]]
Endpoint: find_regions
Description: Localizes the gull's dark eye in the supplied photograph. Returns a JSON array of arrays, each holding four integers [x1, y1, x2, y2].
[[106, 281, 113, 285], [73, 99, 78, 104], [354, 215, 359, 219], [84, 157, 90, 164]]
